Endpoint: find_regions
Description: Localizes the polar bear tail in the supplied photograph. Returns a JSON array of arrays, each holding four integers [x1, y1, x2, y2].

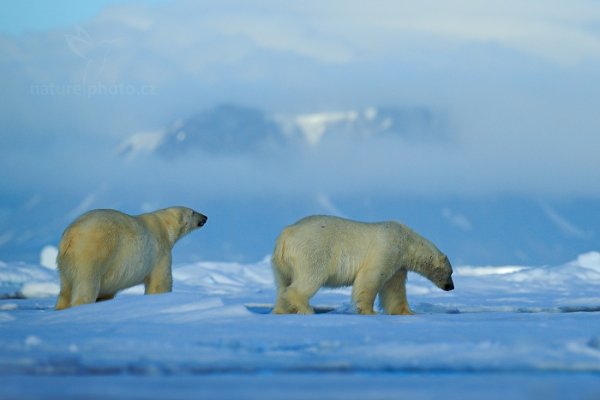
[[272, 233, 285, 267], [57, 233, 74, 271], [271, 229, 293, 288]]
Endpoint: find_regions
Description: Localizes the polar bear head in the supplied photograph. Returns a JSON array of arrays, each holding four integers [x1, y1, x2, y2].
[[428, 253, 454, 291], [156, 207, 207, 244], [178, 207, 207, 234], [410, 240, 454, 292]]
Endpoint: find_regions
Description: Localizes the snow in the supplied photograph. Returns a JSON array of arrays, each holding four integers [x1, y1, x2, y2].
[[39, 245, 58, 270], [294, 110, 359, 145], [0, 261, 57, 298], [24, 335, 42, 347], [0, 303, 17, 311], [18, 281, 61, 299], [1, 252, 600, 399], [115, 130, 165, 160]]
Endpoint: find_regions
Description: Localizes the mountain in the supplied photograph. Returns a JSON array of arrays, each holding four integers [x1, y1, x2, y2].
[[118, 104, 447, 159], [157, 104, 283, 157], [278, 106, 444, 146]]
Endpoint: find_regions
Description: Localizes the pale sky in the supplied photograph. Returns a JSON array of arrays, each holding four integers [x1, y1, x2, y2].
[[0, 0, 164, 35], [1, 0, 599, 263]]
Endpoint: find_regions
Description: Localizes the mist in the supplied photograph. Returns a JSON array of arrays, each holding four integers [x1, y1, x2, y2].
[[1, 0, 599, 264]]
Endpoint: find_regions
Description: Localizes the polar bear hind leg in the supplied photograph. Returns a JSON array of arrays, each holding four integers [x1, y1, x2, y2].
[[55, 260, 101, 309], [55, 278, 72, 310], [281, 283, 318, 314], [70, 271, 101, 308], [96, 293, 116, 302], [272, 266, 292, 314], [278, 267, 323, 314]]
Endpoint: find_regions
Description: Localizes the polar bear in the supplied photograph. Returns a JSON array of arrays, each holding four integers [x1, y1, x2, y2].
[[271, 215, 454, 315], [55, 207, 207, 310]]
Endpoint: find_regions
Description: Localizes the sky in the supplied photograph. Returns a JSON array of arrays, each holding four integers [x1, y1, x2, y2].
[[0, 0, 166, 35], [0, 0, 599, 264]]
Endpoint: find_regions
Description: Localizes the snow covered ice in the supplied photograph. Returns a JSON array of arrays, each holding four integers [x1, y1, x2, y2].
[[1, 253, 600, 399]]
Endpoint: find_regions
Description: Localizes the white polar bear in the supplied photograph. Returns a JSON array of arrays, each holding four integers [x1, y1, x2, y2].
[[271, 215, 454, 315], [55, 207, 207, 310]]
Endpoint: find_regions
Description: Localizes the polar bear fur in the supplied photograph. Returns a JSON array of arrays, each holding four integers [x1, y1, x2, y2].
[[55, 207, 207, 310], [271, 215, 454, 315]]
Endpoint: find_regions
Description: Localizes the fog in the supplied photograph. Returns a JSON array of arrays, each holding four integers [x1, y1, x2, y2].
[[1, 0, 599, 264]]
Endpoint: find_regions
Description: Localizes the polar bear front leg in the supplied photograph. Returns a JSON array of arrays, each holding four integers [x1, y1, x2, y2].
[[144, 256, 173, 295], [352, 269, 383, 315], [379, 268, 414, 315]]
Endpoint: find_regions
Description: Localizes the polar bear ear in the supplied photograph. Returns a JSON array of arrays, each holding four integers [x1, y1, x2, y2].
[[439, 254, 452, 269], [177, 209, 188, 235]]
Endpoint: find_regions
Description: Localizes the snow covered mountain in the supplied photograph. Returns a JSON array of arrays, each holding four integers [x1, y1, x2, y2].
[[278, 105, 443, 146], [118, 104, 446, 159], [157, 104, 283, 157]]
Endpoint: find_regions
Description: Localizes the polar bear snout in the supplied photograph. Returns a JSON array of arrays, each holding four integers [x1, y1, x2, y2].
[[443, 278, 454, 291], [194, 212, 208, 227]]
